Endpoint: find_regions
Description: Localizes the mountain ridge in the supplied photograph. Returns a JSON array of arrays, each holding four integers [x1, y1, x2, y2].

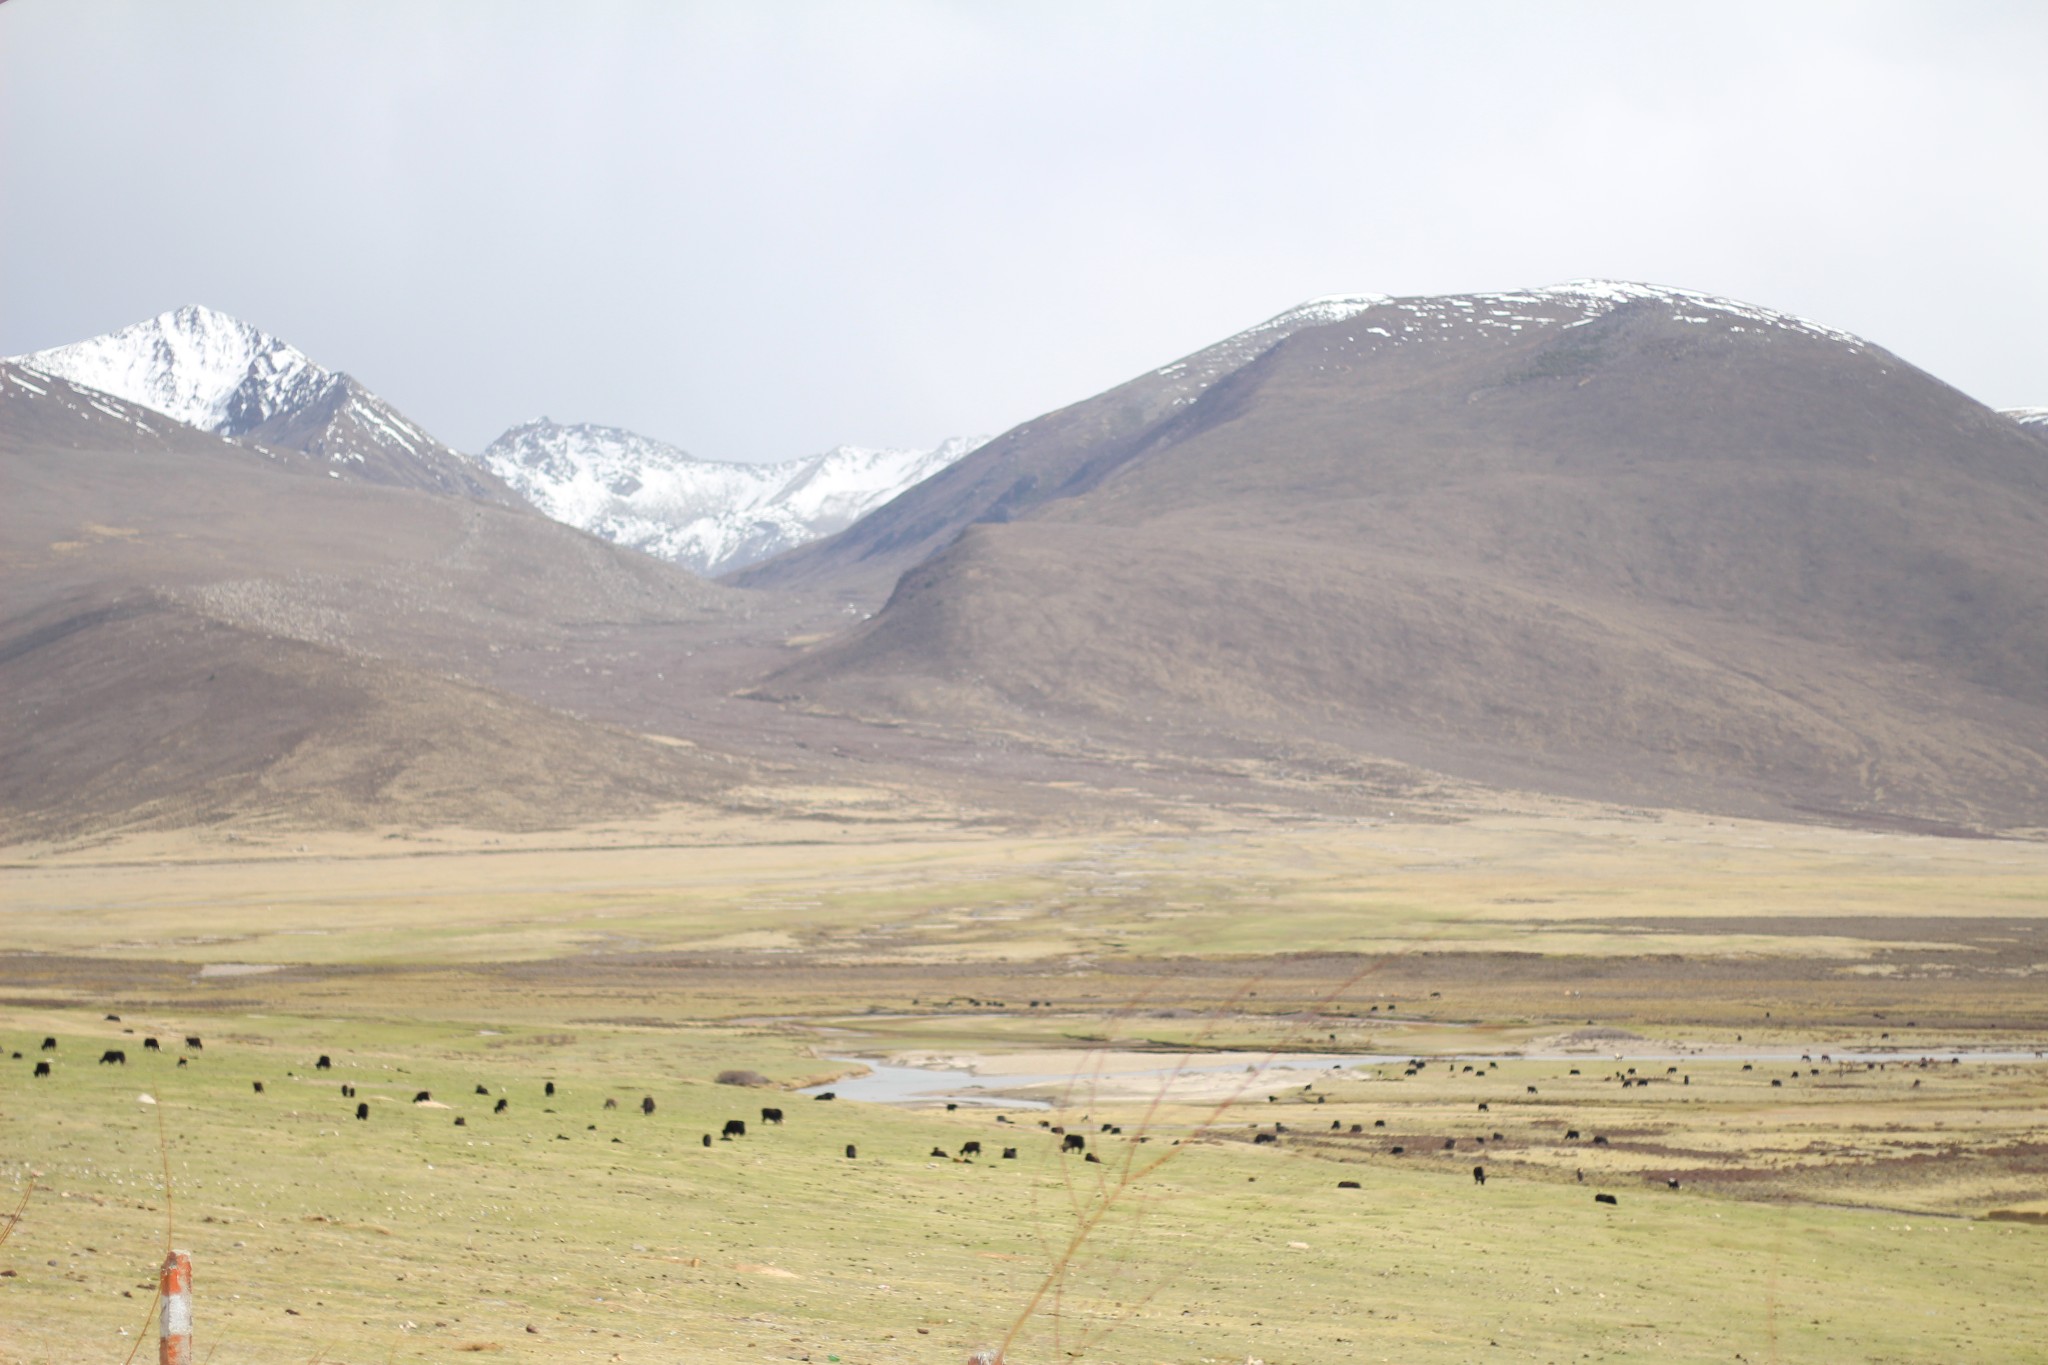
[[10, 305, 509, 501], [750, 280, 2048, 829], [0, 357, 757, 839], [479, 418, 984, 576]]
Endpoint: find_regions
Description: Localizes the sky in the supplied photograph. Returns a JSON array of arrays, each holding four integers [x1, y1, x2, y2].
[[3, 1, 2044, 462]]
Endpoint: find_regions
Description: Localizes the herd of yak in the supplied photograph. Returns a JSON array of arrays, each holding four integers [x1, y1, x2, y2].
[[7, 1017, 1799, 1206]]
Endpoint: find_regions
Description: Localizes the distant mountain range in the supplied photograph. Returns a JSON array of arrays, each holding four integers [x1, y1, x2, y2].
[[5, 283, 2045, 839], [7, 307, 981, 574], [478, 420, 984, 576]]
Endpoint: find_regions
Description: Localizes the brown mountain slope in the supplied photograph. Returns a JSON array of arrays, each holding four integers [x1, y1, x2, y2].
[[753, 284, 2048, 829], [229, 370, 516, 503], [0, 363, 748, 837], [731, 295, 1390, 599]]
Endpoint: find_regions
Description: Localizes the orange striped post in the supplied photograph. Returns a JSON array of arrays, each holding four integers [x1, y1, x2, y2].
[[158, 1250, 192, 1365]]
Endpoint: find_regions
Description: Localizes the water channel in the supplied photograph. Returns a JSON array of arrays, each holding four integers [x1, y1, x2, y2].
[[800, 1046, 2044, 1109]]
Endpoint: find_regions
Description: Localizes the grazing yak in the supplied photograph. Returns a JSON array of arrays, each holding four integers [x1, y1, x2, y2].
[[813, 1091, 836, 1101], [185, 1037, 203, 1050], [252, 1081, 264, 1093], [1337, 1180, 1361, 1189], [1473, 1165, 1487, 1185], [413, 1091, 431, 1104], [1061, 1133, 1086, 1153], [641, 1096, 656, 1115], [722, 1119, 747, 1138], [845, 1144, 858, 1159], [1595, 1193, 1619, 1206], [34, 1061, 50, 1078], [355, 1102, 370, 1120], [1002, 1147, 1017, 1159], [1253, 1133, 1278, 1146], [960, 1141, 982, 1157], [41, 1037, 57, 1051], [703, 1134, 713, 1147], [760, 1107, 784, 1125], [316, 1055, 332, 1070], [143, 1038, 161, 1052], [930, 1147, 950, 1159], [99, 1050, 126, 1065], [494, 1098, 509, 1113], [476, 1084, 490, 1096]]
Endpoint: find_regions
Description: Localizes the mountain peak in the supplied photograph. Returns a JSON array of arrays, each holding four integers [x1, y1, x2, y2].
[[478, 420, 984, 576], [9, 308, 507, 502], [13, 304, 329, 433]]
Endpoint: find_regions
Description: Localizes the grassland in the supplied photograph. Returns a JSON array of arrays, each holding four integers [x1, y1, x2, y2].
[[3, 802, 2046, 1362]]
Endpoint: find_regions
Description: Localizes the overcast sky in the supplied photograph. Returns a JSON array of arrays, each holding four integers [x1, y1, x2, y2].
[[4, 1, 2044, 461]]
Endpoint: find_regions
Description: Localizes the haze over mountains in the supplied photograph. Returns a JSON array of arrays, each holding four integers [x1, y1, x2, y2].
[[5, 283, 2045, 842]]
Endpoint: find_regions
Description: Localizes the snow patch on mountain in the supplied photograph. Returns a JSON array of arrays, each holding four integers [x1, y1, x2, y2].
[[1151, 295, 1388, 402], [10, 305, 505, 499], [14, 305, 344, 435], [2005, 407, 2048, 434], [1139, 282, 1871, 421], [480, 420, 984, 575], [1310, 280, 1874, 354]]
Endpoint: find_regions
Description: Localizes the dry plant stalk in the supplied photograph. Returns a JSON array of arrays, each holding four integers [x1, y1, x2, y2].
[[993, 943, 1431, 1361]]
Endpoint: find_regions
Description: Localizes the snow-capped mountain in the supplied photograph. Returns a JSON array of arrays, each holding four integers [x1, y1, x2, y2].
[[479, 419, 985, 575], [9, 305, 506, 500], [2007, 407, 2048, 436]]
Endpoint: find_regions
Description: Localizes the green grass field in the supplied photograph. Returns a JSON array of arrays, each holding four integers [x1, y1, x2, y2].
[[4, 807, 2046, 1362]]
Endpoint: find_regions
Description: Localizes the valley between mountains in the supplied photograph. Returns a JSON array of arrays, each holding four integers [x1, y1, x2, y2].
[[6, 283, 2048, 1365]]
